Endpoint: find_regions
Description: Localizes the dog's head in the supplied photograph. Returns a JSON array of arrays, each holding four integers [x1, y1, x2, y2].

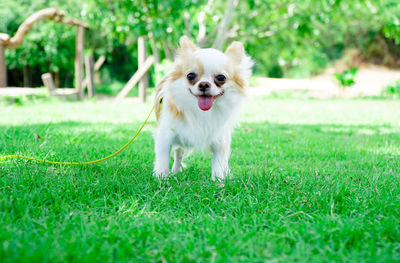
[[166, 36, 253, 111]]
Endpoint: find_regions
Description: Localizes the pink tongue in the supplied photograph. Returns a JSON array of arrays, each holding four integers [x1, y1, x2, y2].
[[198, 96, 214, 111]]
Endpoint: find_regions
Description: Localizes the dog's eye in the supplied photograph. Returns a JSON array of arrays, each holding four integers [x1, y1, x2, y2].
[[187, 72, 197, 82], [215, 74, 226, 83]]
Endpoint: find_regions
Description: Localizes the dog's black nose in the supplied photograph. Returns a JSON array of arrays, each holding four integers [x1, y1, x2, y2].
[[198, 81, 211, 92]]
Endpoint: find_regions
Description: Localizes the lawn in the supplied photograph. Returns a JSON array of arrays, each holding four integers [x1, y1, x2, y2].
[[1, 97, 400, 262]]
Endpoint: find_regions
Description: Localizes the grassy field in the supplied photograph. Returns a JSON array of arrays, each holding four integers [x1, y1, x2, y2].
[[1, 97, 400, 262]]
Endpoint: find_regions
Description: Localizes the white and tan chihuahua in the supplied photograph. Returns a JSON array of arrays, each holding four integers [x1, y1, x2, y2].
[[153, 36, 253, 181]]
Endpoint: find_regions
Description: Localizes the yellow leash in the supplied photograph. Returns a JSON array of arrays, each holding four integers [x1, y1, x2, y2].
[[0, 104, 155, 165]]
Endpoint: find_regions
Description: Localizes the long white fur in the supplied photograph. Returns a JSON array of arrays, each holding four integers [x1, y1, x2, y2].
[[153, 37, 253, 181]]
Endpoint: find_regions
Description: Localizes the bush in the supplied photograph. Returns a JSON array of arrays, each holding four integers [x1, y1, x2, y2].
[[334, 68, 358, 88], [382, 80, 400, 98]]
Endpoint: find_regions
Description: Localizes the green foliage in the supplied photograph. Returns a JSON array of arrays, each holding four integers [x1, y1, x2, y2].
[[1, 98, 400, 261], [382, 80, 400, 97], [95, 81, 125, 96], [1, 0, 400, 87], [334, 68, 358, 88], [379, 0, 400, 45], [382, 23, 400, 45], [153, 59, 173, 85]]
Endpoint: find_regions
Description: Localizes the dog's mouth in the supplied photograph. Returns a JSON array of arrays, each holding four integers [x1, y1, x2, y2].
[[189, 89, 224, 111]]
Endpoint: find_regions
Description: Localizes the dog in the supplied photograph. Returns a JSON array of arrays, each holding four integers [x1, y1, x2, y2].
[[153, 36, 253, 181]]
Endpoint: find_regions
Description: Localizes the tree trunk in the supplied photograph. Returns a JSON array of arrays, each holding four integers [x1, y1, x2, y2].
[[74, 26, 84, 98], [23, 65, 31, 87], [196, 0, 214, 46], [213, 0, 238, 50], [84, 55, 95, 98], [138, 36, 148, 102], [0, 45, 6, 87], [55, 72, 60, 87], [148, 32, 160, 64], [163, 42, 174, 60]]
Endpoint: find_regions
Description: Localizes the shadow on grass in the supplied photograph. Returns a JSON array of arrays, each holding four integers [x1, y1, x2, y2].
[[1, 120, 399, 183]]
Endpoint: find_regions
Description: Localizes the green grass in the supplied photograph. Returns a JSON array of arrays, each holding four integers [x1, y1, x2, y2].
[[1, 97, 400, 262]]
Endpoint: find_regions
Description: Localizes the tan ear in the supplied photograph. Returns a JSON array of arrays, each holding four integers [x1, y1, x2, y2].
[[179, 36, 197, 52], [225, 41, 245, 63]]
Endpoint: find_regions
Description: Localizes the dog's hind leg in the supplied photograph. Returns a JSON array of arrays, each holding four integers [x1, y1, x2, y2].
[[171, 148, 184, 174]]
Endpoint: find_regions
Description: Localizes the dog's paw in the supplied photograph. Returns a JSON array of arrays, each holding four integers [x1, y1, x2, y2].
[[171, 161, 186, 174], [212, 169, 232, 182], [212, 174, 232, 182], [152, 169, 169, 180], [152, 173, 169, 181], [171, 165, 182, 174], [211, 176, 227, 188]]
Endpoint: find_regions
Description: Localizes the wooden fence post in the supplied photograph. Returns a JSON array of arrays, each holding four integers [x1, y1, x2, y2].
[[0, 45, 6, 87], [74, 26, 84, 98], [138, 36, 148, 102], [85, 55, 95, 98], [82, 55, 105, 90], [114, 56, 154, 102], [41, 73, 56, 93]]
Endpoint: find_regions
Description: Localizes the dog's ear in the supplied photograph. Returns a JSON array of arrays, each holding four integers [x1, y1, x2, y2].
[[226, 41, 253, 83], [225, 41, 245, 63], [179, 36, 197, 52]]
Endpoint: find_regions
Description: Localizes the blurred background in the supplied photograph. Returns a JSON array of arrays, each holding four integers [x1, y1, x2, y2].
[[0, 0, 399, 98]]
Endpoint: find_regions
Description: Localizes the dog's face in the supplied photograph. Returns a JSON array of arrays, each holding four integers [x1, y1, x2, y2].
[[167, 36, 253, 112], [186, 48, 229, 111]]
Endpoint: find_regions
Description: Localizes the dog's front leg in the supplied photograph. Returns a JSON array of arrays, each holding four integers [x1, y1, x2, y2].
[[211, 137, 231, 181], [153, 130, 174, 178]]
